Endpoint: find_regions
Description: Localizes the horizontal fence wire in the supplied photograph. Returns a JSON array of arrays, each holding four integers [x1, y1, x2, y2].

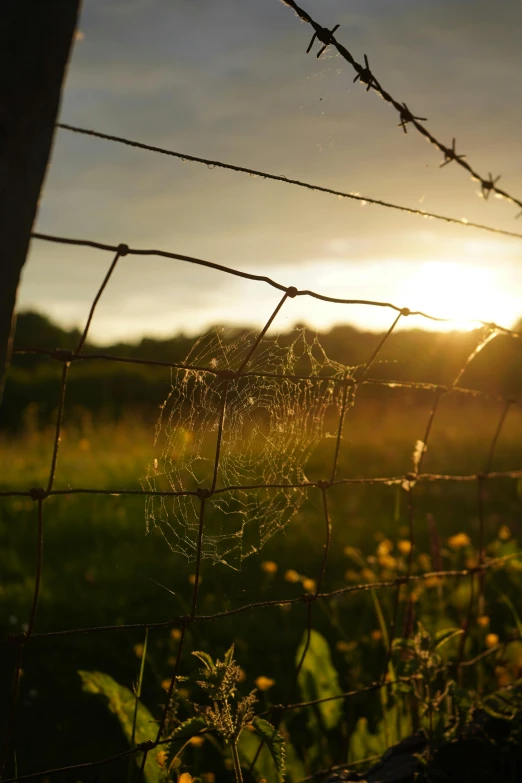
[[280, 0, 522, 217], [1, 229, 521, 782], [27, 232, 522, 338], [56, 123, 522, 241]]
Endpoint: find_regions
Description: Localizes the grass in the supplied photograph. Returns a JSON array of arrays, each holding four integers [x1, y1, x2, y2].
[[1, 397, 522, 781]]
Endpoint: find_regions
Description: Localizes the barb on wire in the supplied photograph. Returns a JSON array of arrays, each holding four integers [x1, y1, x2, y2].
[[481, 173, 502, 201], [55, 123, 522, 241], [440, 138, 466, 168], [398, 102, 428, 134], [353, 53, 376, 91], [280, 0, 522, 216], [306, 23, 339, 58]]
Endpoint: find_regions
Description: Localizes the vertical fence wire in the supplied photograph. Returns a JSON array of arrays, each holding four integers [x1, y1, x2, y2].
[[0, 236, 521, 781]]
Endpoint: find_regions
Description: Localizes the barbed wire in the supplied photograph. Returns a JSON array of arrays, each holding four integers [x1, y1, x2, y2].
[[1, 229, 521, 781], [56, 123, 522, 242], [280, 0, 522, 218]]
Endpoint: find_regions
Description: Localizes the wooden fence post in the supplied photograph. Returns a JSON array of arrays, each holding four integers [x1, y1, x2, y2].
[[0, 1, 82, 403]]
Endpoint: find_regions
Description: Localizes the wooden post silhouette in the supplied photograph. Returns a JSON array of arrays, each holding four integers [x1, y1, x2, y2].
[[0, 1, 82, 402]]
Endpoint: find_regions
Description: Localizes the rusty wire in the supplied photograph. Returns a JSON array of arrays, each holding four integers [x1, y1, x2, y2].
[[55, 123, 522, 242], [1, 230, 521, 781]]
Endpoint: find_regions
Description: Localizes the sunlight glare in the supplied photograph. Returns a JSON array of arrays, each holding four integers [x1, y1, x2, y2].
[[401, 261, 517, 331]]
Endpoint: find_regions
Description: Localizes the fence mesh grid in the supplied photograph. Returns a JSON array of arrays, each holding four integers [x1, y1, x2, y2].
[[1, 229, 521, 782], [2, 8, 522, 779]]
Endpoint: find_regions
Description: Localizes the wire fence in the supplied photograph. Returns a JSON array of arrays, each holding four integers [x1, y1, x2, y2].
[[1, 229, 521, 782], [2, 11, 522, 782]]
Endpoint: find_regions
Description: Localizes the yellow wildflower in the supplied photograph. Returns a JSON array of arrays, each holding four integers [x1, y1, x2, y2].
[[343, 546, 363, 563], [285, 569, 300, 583], [237, 667, 246, 683], [498, 525, 512, 541], [180, 774, 196, 783], [161, 678, 172, 691], [377, 539, 393, 556], [495, 666, 511, 687], [424, 576, 441, 588], [255, 676, 276, 691], [370, 629, 383, 642], [466, 556, 478, 569], [378, 554, 397, 570], [261, 560, 278, 575], [133, 643, 144, 659], [302, 577, 316, 593], [486, 633, 500, 649], [418, 553, 431, 570], [336, 640, 356, 653], [398, 540, 412, 555], [155, 750, 167, 768], [361, 568, 375, 582], [202, 774, 216, 783], [171, 628, 182, 642], [344, 569, 360, 582], [448, 533, 471, 550], [78, 438, 91, 451], [188, 574, 201, 585], [477, 615, 490, 629], [190, 735, 205, 747], [178, 687, 191, 700]]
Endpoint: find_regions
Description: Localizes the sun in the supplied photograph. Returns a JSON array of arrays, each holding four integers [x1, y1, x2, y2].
[[401, 261, 517, 331]]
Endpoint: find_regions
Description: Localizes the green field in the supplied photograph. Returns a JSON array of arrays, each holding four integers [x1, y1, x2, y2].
[[1, 395, 522, 781]]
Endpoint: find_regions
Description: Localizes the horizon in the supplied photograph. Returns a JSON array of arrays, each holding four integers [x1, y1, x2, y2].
[[16, 305, 520, 350]]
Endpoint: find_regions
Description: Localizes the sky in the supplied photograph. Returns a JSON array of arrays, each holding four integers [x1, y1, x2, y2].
[[19, 0, 522, 342]]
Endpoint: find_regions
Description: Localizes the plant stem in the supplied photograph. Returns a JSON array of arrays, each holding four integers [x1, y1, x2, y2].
[[231, 741, 244, 783], [128, 627, 149, 782]]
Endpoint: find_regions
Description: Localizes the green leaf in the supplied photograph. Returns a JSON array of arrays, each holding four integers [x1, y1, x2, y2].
[[238, 724, 305, 783], [251, 718, 285, 782], [165, 715, 209, 768], [223, 644, 235, 667], [296, 630, 343, 731], [500, 595, 522, 638], [79, 670, 162, 783], [347, 716, 387, 763], [434, 628, 464, 650], [392, 637, 416, 651], [191, 650, 216, 672], [448, 581, 472, 611]]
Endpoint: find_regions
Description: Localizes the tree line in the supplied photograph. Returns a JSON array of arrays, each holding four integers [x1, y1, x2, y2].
[[1, 310, 520, 430]]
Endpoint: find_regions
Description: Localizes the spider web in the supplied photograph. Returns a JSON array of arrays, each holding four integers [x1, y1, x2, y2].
[[143, 328, 352, 568]]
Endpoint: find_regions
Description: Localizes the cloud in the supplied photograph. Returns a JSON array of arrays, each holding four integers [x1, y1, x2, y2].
[[20, 0, 522, 340]]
